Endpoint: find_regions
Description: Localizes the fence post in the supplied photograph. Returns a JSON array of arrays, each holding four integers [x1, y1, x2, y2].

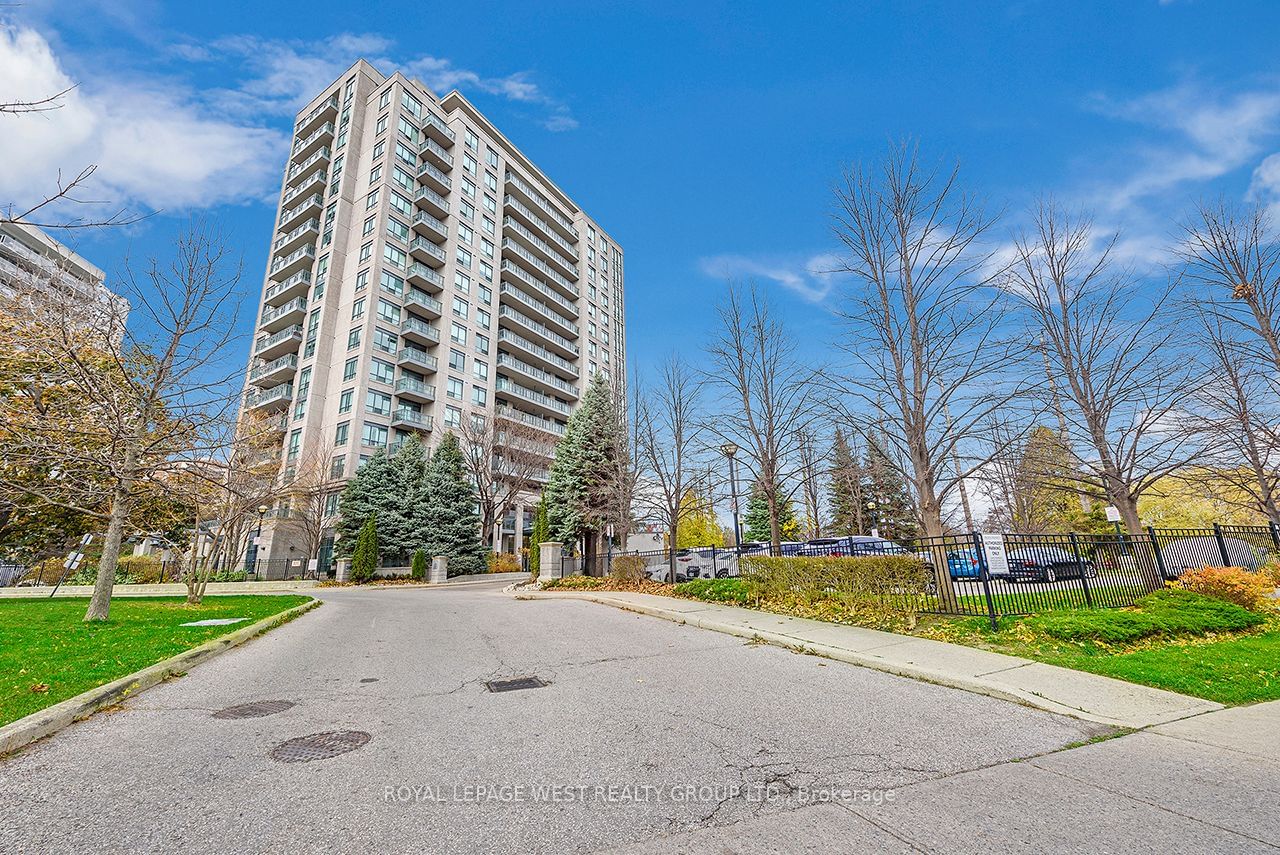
[[1069, 532, 1093, 608], [1147, 526, 1169, 580], [1269, 521, 1280, 552], [1213, 523, 1231, 566], [972, 531, 999, 632]]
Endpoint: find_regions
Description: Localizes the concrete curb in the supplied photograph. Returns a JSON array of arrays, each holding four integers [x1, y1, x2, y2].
[[0, 597, 320, 757], [0, 580, 318, 598], [515, 590, 1222, 729]]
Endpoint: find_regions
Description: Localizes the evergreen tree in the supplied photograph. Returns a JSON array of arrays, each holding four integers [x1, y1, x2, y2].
[[862, 440, 919, 541], [350, 515, 378, 583], [335, 449, 394, 559], [410, 549, 427, 581], [421, 432, 487, 576], [827, 429, 865, 536], [543, 374, 621, 553], [388, 436, 431, 561], [528, 499, 548, 574], [674, 489, 724, 548], [744, 482, 801, 542]]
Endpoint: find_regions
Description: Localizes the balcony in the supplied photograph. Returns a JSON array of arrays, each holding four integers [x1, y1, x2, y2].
[[259, 412, 289, 437], [503, 216, 579, 280], [412, 210, 448, 242], [254, 324, 304, 360], [248, 353, 298, 388], [289, 168, 327, 199], [496, 376, 571, 417], [245, 382, 293, 413], [495, 404, 566, 438], [409, 236, 446, 268], [503, 194, 579, 260], [499, 282, 578, 338], [500, 259, 578, 317], [414, 186, 449, 218], [272, 218, 319, 256], [494, 430, 559, 460], [505, 170, 578, 241], [263, 269, 311, 307], [259, 296, 307, 333], [397, 347, 439, 373], [496, 353, 580, 399], [401, 316, 440, 346], [419, 136, 454, 170], [501, 238, 579, 300], [497, 328, 580, 377], [405, 287, 443, 317], [296, 94, 339, 137], [291, 121, 334, 162], [417, 160, 452, 194], [269, 244, 316, 280], [498, 305, 579, 359], [422, 111, 455, 146], [392, 406, 434, 432], [394, 377, 436, 403], [494, 457, 551, 483], [406, 262, 445, 292], [286, 148, 331, 187], [279, 192, 324, 232]]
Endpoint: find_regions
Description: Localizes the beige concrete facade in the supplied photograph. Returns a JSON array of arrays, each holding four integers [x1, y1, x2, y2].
[[242, 60, 624, 562]]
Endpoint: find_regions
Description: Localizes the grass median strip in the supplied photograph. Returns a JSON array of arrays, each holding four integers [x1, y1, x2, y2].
[[1, 595, 312, 727]]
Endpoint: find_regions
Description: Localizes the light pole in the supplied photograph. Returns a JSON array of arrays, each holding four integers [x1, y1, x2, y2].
[[720, 442, 741, 548], [247, 504, 268, 574]]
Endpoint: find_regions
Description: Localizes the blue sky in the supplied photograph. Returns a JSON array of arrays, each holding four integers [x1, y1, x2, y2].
[[4, 0, 1280, 376]]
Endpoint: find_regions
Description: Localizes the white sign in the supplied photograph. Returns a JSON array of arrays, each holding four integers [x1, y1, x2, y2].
[[979, 533, 1009, 578], [307, 559, 319, 573], [1105, 505, 1121, 523]]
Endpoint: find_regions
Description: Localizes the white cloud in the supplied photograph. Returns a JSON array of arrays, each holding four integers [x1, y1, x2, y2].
[[0, 23, 286, 214], [1247, 152, 1280, 218], [699, 252, 845, 305]]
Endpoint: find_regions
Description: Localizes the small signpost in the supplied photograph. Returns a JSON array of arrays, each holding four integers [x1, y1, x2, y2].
[[50, 534, 93, 598], [978, 532, 1010, 578]]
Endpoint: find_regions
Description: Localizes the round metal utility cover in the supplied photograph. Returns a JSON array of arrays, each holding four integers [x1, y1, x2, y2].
[[213, 700, 296, 720], [270, 731, 372, 763]]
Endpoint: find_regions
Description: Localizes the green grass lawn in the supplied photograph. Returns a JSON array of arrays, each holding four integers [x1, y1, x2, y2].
[[0, 595, 312, 727]]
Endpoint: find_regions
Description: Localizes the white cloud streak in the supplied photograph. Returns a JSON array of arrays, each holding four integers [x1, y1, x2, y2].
[[699, 253, 846, 305]]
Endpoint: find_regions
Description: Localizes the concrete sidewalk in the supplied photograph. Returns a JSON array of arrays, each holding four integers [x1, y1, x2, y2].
[[517, 589, 1222, 729]]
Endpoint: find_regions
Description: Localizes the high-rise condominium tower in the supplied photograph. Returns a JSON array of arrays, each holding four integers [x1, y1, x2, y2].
[[242, 60, 624, 565]]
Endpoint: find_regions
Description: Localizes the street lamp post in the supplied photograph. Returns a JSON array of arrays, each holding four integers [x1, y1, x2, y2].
[[247, 504, 269, 575], [720, 442, 742, 548]]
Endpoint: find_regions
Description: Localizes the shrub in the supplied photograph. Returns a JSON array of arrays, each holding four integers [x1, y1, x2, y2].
[[1174, 565, 1275, 612], [742, 554, 932, 606], [350, 516, 379, 584], [1028, 589, 1265, 643], [411, 549, 427, 581], [541, 574, 604, 590], [609, 554, 647, 583], [1257, 560, 1280, 589], [675, 578, 749, 604], [117, 555, 163, 584], [488, 552, 521, 574]]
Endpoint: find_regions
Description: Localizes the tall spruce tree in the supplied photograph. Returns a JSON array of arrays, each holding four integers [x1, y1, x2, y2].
[[543, 374, 620, 566], [862, 439, 919, 541], [827, 429, 865, 536], [421, 432, 487, 576], [335, 449, 394, 559], [528, 499, 548, 573], [387, 436, 431, 561], [350, 515, 378, 583]]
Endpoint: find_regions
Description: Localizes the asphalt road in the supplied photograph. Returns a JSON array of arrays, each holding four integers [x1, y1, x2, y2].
[[2, 579, 1239, 854]]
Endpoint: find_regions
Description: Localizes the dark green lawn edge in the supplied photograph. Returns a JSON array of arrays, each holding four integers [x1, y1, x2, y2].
[[0, 597, 319, 756]]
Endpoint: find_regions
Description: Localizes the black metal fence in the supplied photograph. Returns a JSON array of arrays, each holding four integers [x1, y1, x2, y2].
[[558, 523, 1280, 624]]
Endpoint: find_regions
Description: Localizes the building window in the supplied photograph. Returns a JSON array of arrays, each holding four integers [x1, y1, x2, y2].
[[454, 271, 471, 293], [450, 322, 467, 345], [330, 456, 346, 479], [387, 218, 410, 243], [476, 308, 490, 329], [335, 422, 350, 446], [370, 358, 395, 385], [347, 328, 361, 350], [447, 376, 464, 400], [343, 358, 358, 381], [449, 348, 466, 371], [471, 385, 487, 406], [338, 389, 354, 414], [381, 271, 404, 295], [456, 247, 472, 268], [475, 333, 490, 355], [366, 390, 392, 416], [352, 297, 366, 320], [473, 360, 488, 381], [365, 189, 379, 210], [373, 327, 398, 354], [383, 244, 407, 270], [362, 422, 389, 447], [355, 269, 369, 292], [377, 298, 401, 324], [444, 405, 462, 429], [478, 285, 492, 305], [453, 297, 468, 319]]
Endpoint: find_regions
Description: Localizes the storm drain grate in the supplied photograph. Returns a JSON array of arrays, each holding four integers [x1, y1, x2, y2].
[[270, 731, 372, 763], [213, 700, 296, 720], [485, 676, 549, 693]]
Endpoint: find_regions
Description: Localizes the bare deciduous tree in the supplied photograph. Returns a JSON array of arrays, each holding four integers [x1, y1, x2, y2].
[[1005, 202, 1203, 533], [0, 220, 246, 620], [634, 355, 705, 580], [705, 282, 818, 549], [829, 142, 1026, 561], [460, 412, 549, 551]]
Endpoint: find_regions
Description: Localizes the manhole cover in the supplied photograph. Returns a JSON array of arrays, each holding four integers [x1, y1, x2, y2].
[[359, 677, 379, 683], [485, 676, 548, 693], [213, 700, 296, 719], [270, 731, 372, 763]]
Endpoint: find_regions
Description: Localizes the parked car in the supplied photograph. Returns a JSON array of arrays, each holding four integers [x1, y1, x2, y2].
[[795, 536, 907, 557], [1006, 546, 1095, 583], [944, 549, 984, 580]]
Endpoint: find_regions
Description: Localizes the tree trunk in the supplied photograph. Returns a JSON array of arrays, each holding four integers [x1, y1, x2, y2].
[[667, 520, 678, 584], [85, 485, 130, 622]]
